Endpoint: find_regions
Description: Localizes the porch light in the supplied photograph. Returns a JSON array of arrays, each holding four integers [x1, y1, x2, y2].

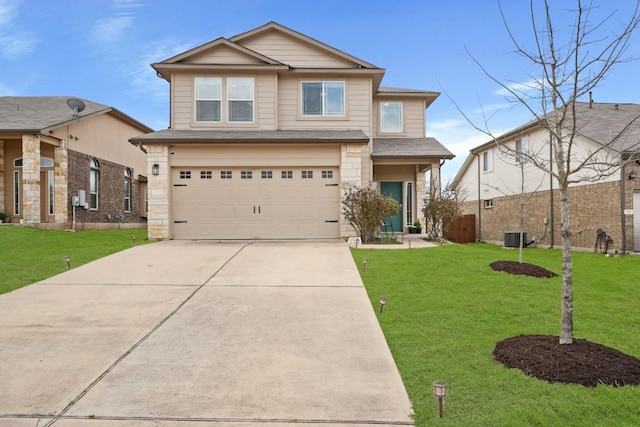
[[379, 296, 387, 313], [432, 381, 447, 418], [152, 163, 160, 176]]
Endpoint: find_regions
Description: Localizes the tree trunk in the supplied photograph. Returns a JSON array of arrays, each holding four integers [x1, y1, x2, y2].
[[559, 186, 574, 344]]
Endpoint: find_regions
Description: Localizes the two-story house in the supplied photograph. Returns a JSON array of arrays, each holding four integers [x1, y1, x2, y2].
[[453, 102, 640, 252], [131, 22, 453, 240]]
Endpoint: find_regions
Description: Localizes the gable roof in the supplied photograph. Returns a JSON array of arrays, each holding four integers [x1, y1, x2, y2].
[[230, 21, 379, 69], [452, 101, 640, 186], [0, 96, 153, 134]]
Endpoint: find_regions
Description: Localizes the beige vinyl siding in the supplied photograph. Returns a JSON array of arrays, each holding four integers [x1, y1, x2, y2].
[[404, 99, 427, 137], [169, 144, 340, 167], [278, 76, 371, 133], [241, 32, 354, 68], [188, 45, 264, 64], [62, 114, 147, 173], [172, 73, 277, 130]]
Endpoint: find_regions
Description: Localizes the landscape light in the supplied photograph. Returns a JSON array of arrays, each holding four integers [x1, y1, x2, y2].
[[379, 296, 387, 313], [64, 255, 71, 270], [432, 381, 447, 418]]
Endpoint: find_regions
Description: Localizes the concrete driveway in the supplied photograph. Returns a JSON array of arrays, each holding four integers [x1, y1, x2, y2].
[[0, 240, 413, 427]]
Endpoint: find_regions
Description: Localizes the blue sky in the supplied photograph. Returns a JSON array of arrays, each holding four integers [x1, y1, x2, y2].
[[1, 0, 638, 182]]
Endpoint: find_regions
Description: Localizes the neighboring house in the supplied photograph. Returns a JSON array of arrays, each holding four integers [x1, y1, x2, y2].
[[0, 97, 153, 229], [452, 102, 640, 252], [130, 21, 453, 240]]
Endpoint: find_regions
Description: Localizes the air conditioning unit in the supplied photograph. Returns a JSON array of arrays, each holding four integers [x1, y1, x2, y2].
[[504, 232, 527, 248]]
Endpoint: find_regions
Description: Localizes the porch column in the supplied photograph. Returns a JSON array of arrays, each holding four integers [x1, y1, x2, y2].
[[340, 144, 362, 237], [147, 144, 170, 239], [430, 162, 441, 199], [0, 140, 5, 214], [54, 141, 68, 224], [22, 134, 41, 224], [416, 167, 427, 226]]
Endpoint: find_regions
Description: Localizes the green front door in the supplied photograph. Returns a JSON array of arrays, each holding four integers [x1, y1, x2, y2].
[[380, 182, 403, 232]]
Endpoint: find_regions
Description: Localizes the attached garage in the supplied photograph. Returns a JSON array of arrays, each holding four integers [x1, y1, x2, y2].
[[171, 166, 340, 239]]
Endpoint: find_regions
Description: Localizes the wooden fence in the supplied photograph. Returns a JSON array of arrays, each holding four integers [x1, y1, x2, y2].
[[444, 214, 476, 243]]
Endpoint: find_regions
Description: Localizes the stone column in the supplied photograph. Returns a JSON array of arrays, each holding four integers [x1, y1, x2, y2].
[[0, 140, 5, 214], [340, 144, 363, 237], [147, 144, 170, 239], [430, 162, 441, 199], [22, 134, 41, 224], [416, 167, 427, 226], [54, 141, 68, 225]]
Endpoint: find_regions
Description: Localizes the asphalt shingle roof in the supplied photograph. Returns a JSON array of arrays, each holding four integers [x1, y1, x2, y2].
[[372, 137, 454, 158], [130, 129, 369, 144], [0, 97, 112, 131]]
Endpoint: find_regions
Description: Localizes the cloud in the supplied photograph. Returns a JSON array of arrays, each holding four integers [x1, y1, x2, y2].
[[91, 0, 141, 44], [0, 0, 37, 58], [493, 79, 541, 97]]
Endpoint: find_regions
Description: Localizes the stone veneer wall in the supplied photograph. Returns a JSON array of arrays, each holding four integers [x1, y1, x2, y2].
[[340, 144, 362, 237], [21, 135, 41, 224], [0, 140, 4, 214], [146, 144, 170, 239], [460, 176, 638, 252], [67, 149, 145, 226]]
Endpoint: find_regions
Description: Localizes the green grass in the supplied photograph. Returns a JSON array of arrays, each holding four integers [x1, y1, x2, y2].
[[352, 243, 640, 427], [0, 226, 151, 295]]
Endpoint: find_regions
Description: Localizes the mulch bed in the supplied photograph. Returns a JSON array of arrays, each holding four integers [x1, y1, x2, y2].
[[490, 260, 557, 278], [493, 335, 640, 387]]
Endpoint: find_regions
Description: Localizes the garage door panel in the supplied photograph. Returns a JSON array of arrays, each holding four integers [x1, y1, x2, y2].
[[171, 166, 339, 239]]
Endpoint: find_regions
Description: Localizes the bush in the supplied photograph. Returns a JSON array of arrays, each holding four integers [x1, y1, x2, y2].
[[342, 187, 398, 243]]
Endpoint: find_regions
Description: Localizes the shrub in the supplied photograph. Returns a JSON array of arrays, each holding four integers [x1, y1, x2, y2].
[[342, 187, 398, 243]]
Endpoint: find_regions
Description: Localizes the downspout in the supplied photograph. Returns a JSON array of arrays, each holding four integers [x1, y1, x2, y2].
[[549, 129, 554, 248], [620, 162, 626, 254], [475, 152, 482, 242]]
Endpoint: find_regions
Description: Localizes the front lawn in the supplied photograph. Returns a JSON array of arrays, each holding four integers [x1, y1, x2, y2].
[[352, 243, 640, 426], [0, 226, 150, 295]]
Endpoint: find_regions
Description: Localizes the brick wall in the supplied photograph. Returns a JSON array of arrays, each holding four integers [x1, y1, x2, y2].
[[67, 150, 145, 225], [460, 174, 638, 252]]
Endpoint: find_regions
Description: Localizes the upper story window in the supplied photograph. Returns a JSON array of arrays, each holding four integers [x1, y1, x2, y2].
[[380, 102, 403, 132], [228, 77, 254, 122], [515, 137, 528, 163], [195, 77, 221, 122], [482, 149, 493, 173], [195, 77, 255, 123], [302, 81, 344, 116]]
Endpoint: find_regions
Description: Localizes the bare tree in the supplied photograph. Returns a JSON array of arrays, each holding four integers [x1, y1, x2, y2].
[[459, 1, 640, 344], [423, 179, 466, 240]]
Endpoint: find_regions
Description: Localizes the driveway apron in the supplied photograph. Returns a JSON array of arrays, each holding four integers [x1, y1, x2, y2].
[[0, 240, 413, 427]]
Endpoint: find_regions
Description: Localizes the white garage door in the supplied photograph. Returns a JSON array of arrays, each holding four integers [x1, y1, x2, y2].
[[171, 167, 340, 239]]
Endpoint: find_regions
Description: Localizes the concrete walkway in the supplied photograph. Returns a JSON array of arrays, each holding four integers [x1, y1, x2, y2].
[[0, 240, 413, 427]]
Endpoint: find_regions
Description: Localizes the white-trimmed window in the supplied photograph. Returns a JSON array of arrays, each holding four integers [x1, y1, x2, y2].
[[301, 170, 313, 179], [484, 199, 494, 208], [13, 170, 20, 215], [195, 77, 221, 122], [406, 182, 413, 226], [302, 81, 344, 116], [483, 149, 493, 173], [228, 77, 253, 122], [380, 102, 403, 133], [261, 171, 273, 179], [515, 138, 528, 163], [321, 170, 333, 179], [179, 170, 191, 179], [89, 158, 100, 209], [124, 168, 132, 212], [200, 171, 212, 179], [281, 170, 293, 179], [241, 170, 253, 179], [221, 170, 232, 179], [48, 170, 55, 215]]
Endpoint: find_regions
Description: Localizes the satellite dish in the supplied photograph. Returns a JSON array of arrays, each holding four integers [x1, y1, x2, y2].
[[67, 98, 86, 117]]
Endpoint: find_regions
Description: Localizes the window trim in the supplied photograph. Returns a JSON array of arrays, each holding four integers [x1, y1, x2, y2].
[[124, 167, 132, 213], [195, 77, 222, 123], [380, 101, 403, 133], [195, 76, 255, 124], [89, 158, 100, 210], [227, 77, 254, 122], [482, 149, 493, 173], [515, 137, 528, 163], [484, 199, 494, 209], [301, 80, 346, 117]]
